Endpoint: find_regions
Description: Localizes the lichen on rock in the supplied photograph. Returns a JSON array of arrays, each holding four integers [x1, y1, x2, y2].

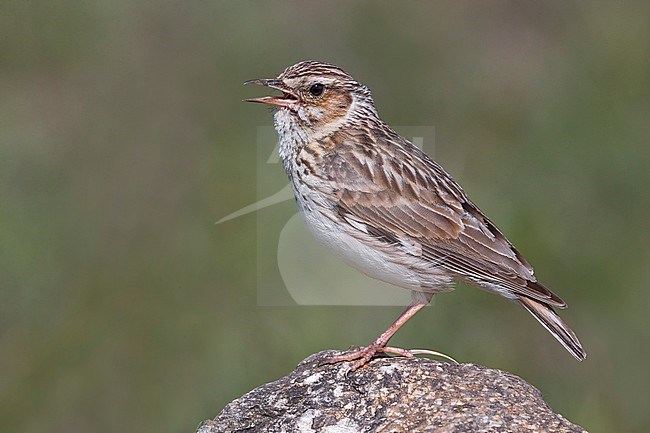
[[196, 350, 586, 433]]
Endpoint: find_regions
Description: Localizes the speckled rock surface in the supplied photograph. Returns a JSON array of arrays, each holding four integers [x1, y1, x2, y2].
[[196, 350, 586, 433]]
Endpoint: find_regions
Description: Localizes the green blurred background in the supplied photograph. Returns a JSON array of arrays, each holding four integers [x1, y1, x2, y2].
[[1, 1, 648, 432]]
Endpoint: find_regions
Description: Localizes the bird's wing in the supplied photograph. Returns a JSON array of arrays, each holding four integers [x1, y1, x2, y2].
[[319, 129, 565, 307]]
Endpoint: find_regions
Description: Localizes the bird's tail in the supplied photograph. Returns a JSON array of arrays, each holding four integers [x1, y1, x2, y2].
[[517, 295, 586, 361]]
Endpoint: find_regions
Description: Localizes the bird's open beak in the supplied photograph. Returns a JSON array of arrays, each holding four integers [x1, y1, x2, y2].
[[243, 78, 300, 109]]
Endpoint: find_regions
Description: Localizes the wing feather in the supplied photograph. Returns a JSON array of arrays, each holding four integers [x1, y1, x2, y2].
[[321, 129, 565, 307]]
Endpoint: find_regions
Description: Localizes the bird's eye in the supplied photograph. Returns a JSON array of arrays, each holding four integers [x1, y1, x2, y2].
[[309, 83, 324, 96]]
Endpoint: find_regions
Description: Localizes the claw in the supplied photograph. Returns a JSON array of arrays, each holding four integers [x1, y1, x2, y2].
[[327, 344, 382, 371], [327, 345, 458, 371]]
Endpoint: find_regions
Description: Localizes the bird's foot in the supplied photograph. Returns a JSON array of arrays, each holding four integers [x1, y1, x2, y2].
[[327, 345, 458, 371], [326, 344, 386, 371]]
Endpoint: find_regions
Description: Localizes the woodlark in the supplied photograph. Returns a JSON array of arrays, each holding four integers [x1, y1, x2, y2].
[[245, 60, 586, 369]]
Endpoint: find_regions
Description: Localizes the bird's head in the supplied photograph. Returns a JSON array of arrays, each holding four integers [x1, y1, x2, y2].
[[245, 61, 376, 141]]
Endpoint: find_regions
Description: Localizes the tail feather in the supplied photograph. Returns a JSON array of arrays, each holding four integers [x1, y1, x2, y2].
[[517, 295, 586, 361]]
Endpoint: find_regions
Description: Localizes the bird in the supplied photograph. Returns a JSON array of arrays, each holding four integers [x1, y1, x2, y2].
[[244, 60, 586, 370]]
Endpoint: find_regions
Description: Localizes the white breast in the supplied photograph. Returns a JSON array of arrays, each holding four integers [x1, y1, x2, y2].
[[293, 186, 453, 294]]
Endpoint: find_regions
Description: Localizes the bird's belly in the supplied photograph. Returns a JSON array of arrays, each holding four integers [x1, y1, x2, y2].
[[296, 201, 451, 293]]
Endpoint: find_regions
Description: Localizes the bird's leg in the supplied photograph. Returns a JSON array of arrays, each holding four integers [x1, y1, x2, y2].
[[327, 292, 433, 371]]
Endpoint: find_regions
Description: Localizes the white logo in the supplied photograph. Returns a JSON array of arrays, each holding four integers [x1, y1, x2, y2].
[[218, 126, 437, 306]]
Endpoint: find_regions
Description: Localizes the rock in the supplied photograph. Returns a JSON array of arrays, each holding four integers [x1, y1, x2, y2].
[[196, 350, 587, 433]]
